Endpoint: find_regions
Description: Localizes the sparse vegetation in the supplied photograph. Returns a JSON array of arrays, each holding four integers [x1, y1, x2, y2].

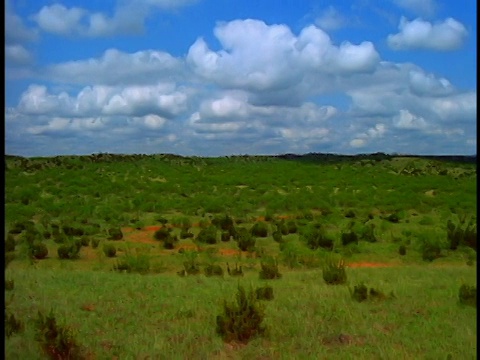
[[4, 154, 476, 359]]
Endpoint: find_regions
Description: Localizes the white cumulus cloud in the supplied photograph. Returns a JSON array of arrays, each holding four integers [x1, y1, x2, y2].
[[387, 17, 468, 51], [46, 49, 183, 86], [187, 19, 380, 93], [393, 109, 428, 129]]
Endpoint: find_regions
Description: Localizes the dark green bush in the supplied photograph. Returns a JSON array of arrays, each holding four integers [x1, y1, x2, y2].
[[421, 240, 442, 262], [235, 228, 256, 252], [57, 242, 81, 260], [359, 224, 377, 243], [178, 251, 200, 276], [351, 283, 368, 302], [286, 220, 298, 234], [250, 222, 268, 238], [447, 217, 476, 251], [34, 309, 83, 359], [216, 285, 266, 344], [322, 258, 347, 285], [62, 224, 84, 236], [212, 214, 235, 233], [31, 242, 48, 259], [53, 232, 67, 244], [204, 264, 224, 277], [163, 235, 178, 249], [5, 279, 14, 291], [272, 231, 283, 243], [341, 231, 359, 246], [196, 226, 218, 244], [226, 263, 244, 277], [221, 231, 231, 242], [153, 228, 171, 241], [114, 252, 150, 274], [156, 217, 168, 225], [259, 257, 282, 280], [275, 221, 289, 236], [5, 252, 15, 269], [399, 245, 407, 256], [180, 229, 194, 239], [385, 213, 399, 223], [345, 209, 356, 218], [103, 244, 117, 257], [5, 234, 16, 252], [90, 238, 100, 249], [5, 311, 24, 338], [255, 285, 274, 301], [108, 227, 123, 240], [459, 284, 476, 307], [80, 236, 90, 247], [8, 223, 24, 235], [302, 223, 333, 250]]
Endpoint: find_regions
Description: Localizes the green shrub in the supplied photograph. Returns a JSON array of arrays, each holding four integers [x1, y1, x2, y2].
[[90, 238, 100, 249], [5, 279, 14, 291], [156, 217, 168, 225], [62, 224, 84, 236], [385, 213, 400, 223], [80, 236, 90, 247], [180, 229, 194, 239], [221, 231, 231, 242], [235, 228, 256, 252], [345, 209, 356, 218], [259, 257, 282, 279], [113, 251, 150, 274], [351, 283, 394, 302], [302, 223, 333, 250], [216, 285, 266, 344], [322, 258, 347, 285], [103, 244, 117, 258], [369, 287, 391, 301], [250, 222, 269, 238], [341, 231, 359, 246], [421, 240, 442, 262], [163, 235, 178, 249], [5, 252, 15, 269], [359, 224, 377, 243], [255, 285, 274, 301], [31, 242, 48, 259], [459, 284, 476, 307], [34, 309, 83, 359], [212, 214, 235, 233], [226, 263, 244, 277], [5, 234, 16, 252], [53, 232, 67, 244], [447, 217, 476, 251], [204, 264, 224, 277], [286, 220, 298, 234], [153, 228, 171, 241], [178, 251, 200, 276], [108, 227, 123, 240], [350, 283, 368, 302], [272, 230, 283, 243], [5, 311, 24, 338], [275, 221, 289, 235], [57, 242, 81, 260], [196, 226, 218, 244]]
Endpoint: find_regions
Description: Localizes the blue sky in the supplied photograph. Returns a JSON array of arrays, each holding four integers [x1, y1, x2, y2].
[[5, 0, 477, 157]]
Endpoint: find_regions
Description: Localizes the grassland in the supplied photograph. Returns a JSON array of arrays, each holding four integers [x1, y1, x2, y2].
[[4, 153, 477, 359]]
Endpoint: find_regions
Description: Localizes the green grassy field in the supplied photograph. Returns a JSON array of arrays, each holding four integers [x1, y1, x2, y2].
[[4, 154, 477, 359]]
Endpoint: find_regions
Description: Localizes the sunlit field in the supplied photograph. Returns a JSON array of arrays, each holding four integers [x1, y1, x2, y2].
[[5, 153, 476, 359]]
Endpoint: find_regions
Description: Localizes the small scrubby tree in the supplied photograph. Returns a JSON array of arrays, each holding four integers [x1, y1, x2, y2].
[[216, 285, 267, 344]]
